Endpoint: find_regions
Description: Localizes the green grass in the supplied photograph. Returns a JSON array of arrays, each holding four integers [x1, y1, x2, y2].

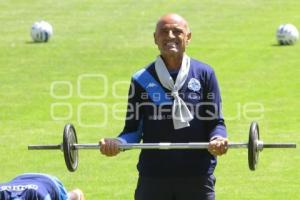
[[0, 0, 300, 199]]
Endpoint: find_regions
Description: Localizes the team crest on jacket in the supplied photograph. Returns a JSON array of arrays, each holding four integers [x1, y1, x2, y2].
[[188, 78, 201, 92]]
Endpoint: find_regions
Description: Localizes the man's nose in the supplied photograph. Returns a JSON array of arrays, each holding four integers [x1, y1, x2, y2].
[[167, 30, 176, 38]]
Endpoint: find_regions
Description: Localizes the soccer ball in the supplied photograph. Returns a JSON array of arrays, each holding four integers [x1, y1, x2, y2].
[[276, 24, 299, 45], [31, 21, 53, 42]]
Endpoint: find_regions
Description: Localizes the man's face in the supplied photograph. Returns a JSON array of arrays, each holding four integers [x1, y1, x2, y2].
[[154, 16, 191, 58]]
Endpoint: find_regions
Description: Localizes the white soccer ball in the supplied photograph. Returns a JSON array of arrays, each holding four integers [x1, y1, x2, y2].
[[276, 24, 299, 45], [31, 21, 53, 42]]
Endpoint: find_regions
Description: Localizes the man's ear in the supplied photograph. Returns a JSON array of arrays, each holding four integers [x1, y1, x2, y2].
[[154, 32, 158, 45], [186, 32, 192, 44]]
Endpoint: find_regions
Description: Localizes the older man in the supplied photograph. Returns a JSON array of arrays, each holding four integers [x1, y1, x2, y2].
[[100, 13, 228, 200]]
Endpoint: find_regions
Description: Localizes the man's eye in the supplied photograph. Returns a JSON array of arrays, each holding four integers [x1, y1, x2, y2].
[[160, 29, 182, 35], [173, 29, 184, 34]]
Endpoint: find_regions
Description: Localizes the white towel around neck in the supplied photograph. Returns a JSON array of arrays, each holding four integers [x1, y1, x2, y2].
[[155, 54, 194, 129]]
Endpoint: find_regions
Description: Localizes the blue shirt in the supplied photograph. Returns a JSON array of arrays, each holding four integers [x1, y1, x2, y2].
[[118, 58, 227, 177], [0, 173, 68, 200]]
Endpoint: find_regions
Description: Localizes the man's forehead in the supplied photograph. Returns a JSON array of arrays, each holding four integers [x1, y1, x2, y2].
[[159, 23, 185, 30], [156, 14, 189, 31]]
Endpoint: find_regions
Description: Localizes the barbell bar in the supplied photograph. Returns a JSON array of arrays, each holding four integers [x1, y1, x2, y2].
[[28, 121, 296, 172], [28, 142, 295, 150]]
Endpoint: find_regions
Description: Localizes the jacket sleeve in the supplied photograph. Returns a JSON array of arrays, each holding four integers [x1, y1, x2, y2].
[[117, 79, 143, 143], [205, 70, 227, 140]]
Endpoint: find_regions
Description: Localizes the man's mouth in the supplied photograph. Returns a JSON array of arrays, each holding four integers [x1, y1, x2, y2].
[[165, 42, 178, 49]]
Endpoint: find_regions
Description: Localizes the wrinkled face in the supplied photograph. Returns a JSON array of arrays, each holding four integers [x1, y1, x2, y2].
[[154, 15, 191, 58]]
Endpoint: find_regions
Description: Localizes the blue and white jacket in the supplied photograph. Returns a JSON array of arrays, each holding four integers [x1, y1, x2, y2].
[[0, 173, 68, 200], [118, 58, 227, 177]]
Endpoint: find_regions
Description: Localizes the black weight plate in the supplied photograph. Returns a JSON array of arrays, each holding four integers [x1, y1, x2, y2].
[[248, 121, 260, 171], [63, 124, 78, 172]]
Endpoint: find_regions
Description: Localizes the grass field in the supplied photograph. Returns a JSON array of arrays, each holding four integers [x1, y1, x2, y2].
[[0, 0, 300, 199]]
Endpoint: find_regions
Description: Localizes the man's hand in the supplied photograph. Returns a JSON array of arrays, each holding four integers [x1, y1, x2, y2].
[[99, 138, 122, 157], [208, 137, 228, 156]]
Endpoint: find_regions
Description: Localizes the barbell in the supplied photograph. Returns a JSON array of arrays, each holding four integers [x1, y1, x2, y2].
[[28, 121, 296, 172]]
